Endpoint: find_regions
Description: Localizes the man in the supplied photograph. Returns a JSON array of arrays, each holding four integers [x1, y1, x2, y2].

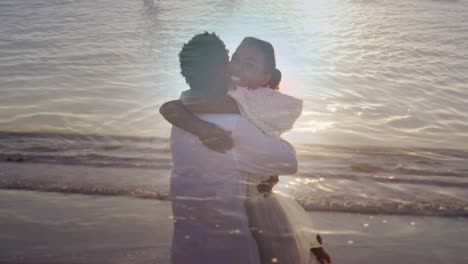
[[161, 32, 299, 264]]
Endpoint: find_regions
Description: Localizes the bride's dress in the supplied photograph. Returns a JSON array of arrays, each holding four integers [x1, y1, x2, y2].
[[246, 178, 320, 264], [228, 87, 321, 264]]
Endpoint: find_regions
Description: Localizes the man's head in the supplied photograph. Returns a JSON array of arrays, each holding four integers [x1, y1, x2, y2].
[[179, 32, 229, 94]]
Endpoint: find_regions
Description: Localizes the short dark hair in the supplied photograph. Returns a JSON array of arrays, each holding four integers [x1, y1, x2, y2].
[[179, 32, 228, 91]]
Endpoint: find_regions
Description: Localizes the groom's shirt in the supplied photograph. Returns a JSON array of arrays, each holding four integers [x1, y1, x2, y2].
[[172, 88, 297, 178], [171, 113, 298, 182], [169, 102, 298, 264]]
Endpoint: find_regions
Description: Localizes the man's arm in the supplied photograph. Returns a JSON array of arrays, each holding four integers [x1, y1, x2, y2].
[[231, 118, 298, 176], [160, 100, 297, 175], [181, 96, 240, 114], [159, 100, 234, 153]]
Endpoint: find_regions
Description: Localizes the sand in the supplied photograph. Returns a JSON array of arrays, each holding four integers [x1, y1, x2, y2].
[[1, 190, 467, 264]]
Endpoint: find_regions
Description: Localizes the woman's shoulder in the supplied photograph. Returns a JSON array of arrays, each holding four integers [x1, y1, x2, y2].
[[228, 86, 303, 135]]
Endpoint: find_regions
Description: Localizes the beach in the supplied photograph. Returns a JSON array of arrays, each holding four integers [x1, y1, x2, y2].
[[1, 0, 468, 262], [1, 138, 467, 263], [1, 189, 467, 264], [0, 190, 172, 264]]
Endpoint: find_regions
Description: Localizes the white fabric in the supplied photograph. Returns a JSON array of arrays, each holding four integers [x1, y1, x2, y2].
[[228, 86, 303, 136], [170, 113, 298, 264], [171, 88, 320, 264], [229, 86, 322, 257], [246, 182, 322, 264]]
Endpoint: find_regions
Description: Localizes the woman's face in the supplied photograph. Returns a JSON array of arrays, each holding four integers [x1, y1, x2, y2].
[[228, 42, 271, 89]]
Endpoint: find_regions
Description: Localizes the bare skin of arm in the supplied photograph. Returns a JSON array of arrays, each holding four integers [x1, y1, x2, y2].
[[159, 99, 234, 153], [180, 96, 240, 114]]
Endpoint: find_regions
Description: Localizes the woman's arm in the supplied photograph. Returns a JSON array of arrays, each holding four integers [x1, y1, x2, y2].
[[159, 100, 234, 153], [181, 96, 240, 114]]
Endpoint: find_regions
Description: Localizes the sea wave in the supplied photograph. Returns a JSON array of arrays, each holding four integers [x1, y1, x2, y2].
[[1, 132, 467, 216]]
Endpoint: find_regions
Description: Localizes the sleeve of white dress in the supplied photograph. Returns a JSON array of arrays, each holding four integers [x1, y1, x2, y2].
[[228, 87, 303, 136]]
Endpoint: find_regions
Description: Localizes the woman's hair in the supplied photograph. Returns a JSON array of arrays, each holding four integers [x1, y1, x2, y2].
[[241, 37, 281, 90]]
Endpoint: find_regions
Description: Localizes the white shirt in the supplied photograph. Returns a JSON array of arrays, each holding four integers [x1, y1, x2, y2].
[[170, 113, 298, 264]]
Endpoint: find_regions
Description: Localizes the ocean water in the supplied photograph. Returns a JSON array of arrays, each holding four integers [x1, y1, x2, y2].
[[1, 0, 467, 216], [1, 0, 468, 148], [1, 132, 467, 216]]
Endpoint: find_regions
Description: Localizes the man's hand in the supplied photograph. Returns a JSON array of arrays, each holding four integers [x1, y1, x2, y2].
[[197, 122, 234, 153], [311, 234, 332, 264]]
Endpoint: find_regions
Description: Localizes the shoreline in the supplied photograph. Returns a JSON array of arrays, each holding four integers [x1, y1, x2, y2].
[[2, 130, 468, 152], [2, 162, 467, 217], [1, 189, 467, 264]]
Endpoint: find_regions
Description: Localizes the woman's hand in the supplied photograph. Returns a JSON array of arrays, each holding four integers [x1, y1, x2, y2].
[[197, 122, 234, 153], [256, 175, 279, 197]]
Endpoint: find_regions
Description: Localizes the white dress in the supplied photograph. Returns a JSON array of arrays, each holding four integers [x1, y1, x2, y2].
[[228, 86, 321, 264]]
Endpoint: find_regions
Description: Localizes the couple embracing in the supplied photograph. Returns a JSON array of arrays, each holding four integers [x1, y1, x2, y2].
[[160, 32, 331, 264]]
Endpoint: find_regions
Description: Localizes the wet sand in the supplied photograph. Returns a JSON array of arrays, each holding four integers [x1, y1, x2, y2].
[[1, 190, 467, 264]]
